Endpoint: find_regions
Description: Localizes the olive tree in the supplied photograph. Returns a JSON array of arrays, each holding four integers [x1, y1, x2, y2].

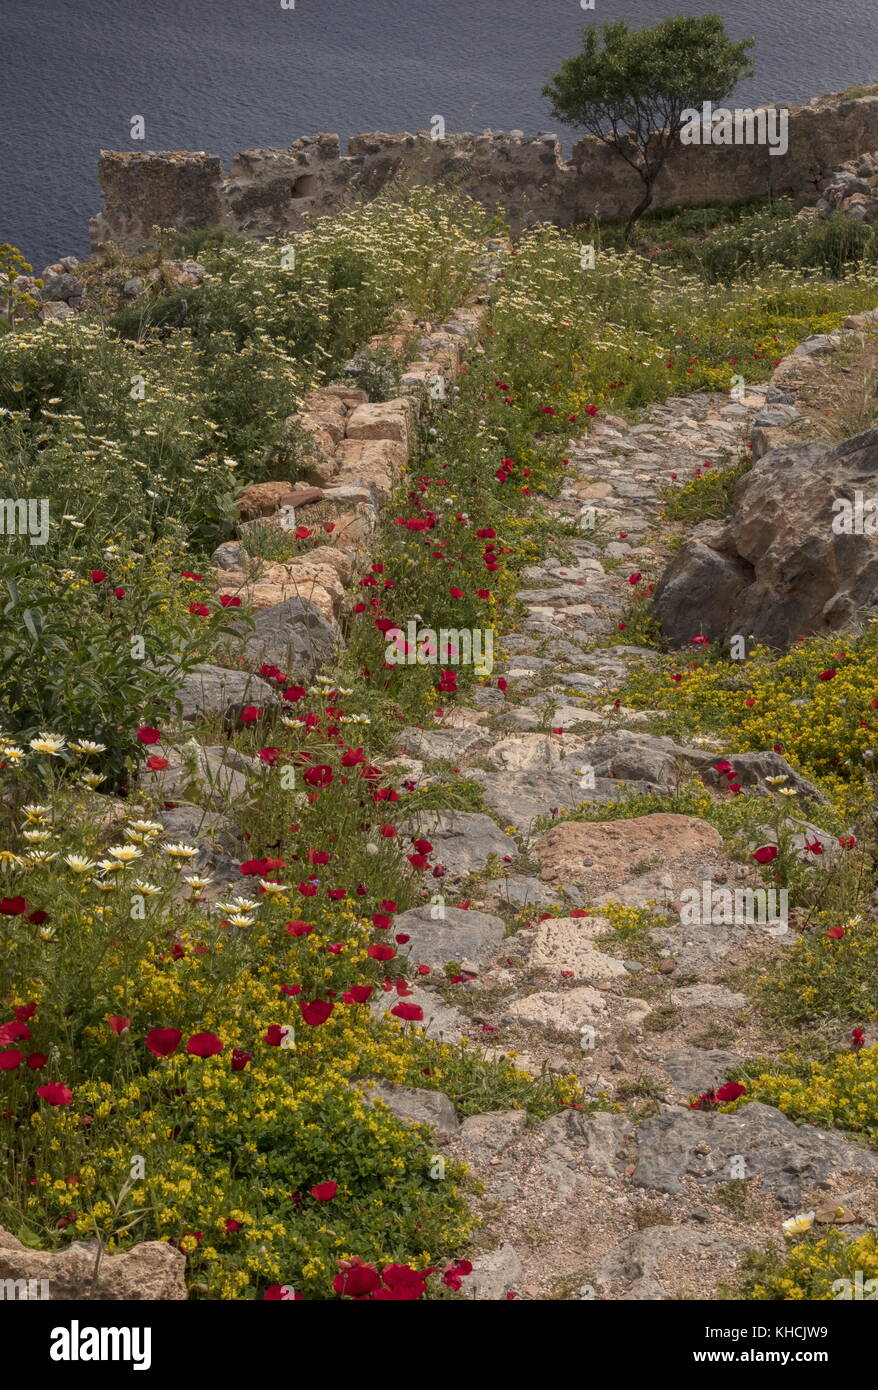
[[543, 16, 755, 240]]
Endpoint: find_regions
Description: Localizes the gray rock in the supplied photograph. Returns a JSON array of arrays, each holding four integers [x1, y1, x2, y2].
[[362, 1081, 459, 1138], [398, 724, 493, 763], [595, 1226, 745, 1299], [392, 903, 506, 970], [466, 1242, 524, 1300], [661, 1048, 747, 1097], [212, 541, 247, 571], [458, 1110, 527, 1158], [541, 1109, 634, 1177], [655, 427, 878, 648], [670, 984, 749, 1011], [174, 663, 279, 722], [482, 874, 580, 907], [402, 810, 517, 877], [229, 596, 335, 679], [371, 984, 469, 1041], [633, 1102, 878, 1206]]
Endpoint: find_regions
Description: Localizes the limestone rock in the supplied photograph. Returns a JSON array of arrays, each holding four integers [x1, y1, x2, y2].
[[228, 596, 335, 679], [362, 1081, 459, 1138], [392, 903, 506, 970], [0, 1228, 186, 1300], [654, 426, 878, 649], [633, 1102, 878, 1206]]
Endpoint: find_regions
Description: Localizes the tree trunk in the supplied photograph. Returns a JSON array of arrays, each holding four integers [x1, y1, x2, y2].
[[624, 183, 654, 243]]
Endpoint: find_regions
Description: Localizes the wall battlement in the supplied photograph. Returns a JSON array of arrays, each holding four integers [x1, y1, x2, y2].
[[89, 91, 878, 251]]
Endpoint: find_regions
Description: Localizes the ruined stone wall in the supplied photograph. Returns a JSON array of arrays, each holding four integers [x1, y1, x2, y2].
[[89, 91, 878, 253]]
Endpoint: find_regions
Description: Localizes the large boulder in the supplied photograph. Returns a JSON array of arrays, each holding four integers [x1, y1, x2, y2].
[[654, 427, 878, 648], [228, 596, 335, 678]]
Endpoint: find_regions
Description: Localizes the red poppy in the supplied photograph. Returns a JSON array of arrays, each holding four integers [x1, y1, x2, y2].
[[311, 1181, 338, 1202], [300, 999, 334, 1026], [107, 1016, 130, 1035], [37, 1082, 73, 1106], [186, 1032, 224, 1057], [333, 1264, 381, 1297], [240, 705, 262, 724], [0, 1051, 22, 1071], [189, 602, 210, 616], [303, 765, 333, 788], [219, 594, 242, 608], [818, 669, 836, 681], [285, 920, 313, 937], [390, 1003, 424, 1022], [26, 1052, 47, 1070], [231, 1049, 252, 1071], [146, 755, 169, 771], [714, 1082, 746, 1103], [145, 1027, 182, 1058], [90, 570, 107, 583], [343, 986, 373, 1005], [0, 897, 28, 916], [368, 944, 395, 961], [852, 1027, 866, 1049], [136, 726, 162, 745], [751, 845, 778, 863], [827, 925, 845, 939], [264, 1025, 291, 1046]]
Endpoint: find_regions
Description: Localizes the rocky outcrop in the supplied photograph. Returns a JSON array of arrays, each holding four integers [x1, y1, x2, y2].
[[90, 91, 878, 252], [654, 425, 878, 648], [0, 1229, 186, 1300]]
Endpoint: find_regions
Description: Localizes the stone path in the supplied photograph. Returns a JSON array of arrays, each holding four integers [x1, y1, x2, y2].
[[374, 376, 878, 1301]]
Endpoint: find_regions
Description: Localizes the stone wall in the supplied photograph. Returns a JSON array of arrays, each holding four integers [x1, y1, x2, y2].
[[89, 90, 878, 253]]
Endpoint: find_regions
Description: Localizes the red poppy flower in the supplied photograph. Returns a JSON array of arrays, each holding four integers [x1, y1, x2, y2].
[[300, 999, 334, 1026], [333, 1264, 381, 1297], [298, 882, 318, 897], [714, 1082, 746, 1103], [311, 1181, 338, 1202], [818, 669, 837, 681], [231, 1049, 252, 1071], [136, 726, 162, 745], [90, 570, 107, 584], [0, 1050, 22, 1071], [225, 1218, 243, 1232], [240, 705, 262, 724], [107, 1016, 130, 1035], [189, 602, 210, 616], [343, 986, 373, 1005], [145, 755, 169, 771], [219, 594, 241, 608], [391, 1003, 424, 1022], [852, 1027, 866, 1049], [827, 925, 845, 939], [37, 1082, 73, 1106], [0, 897, 28, 916], [303, 765, 333, 788], [186, 1032, 224, 1057], [282, 685, 307, 703], [26, 1052, 47, 1070], [145, 1027, 182, 1058], [0, 1021, 29, 1044], [367, 944, 395, 961], [264, 1025, 291, 1046], [751, 845, 778, 863], [838, 835, 856, 850]]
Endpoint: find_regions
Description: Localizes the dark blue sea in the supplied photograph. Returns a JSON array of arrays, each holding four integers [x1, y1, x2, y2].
[[3, 0, 878, 269]]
